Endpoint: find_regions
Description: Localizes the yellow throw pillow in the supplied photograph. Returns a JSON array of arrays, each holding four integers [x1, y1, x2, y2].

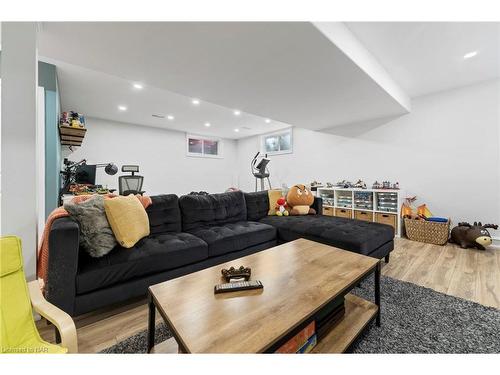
[[267, 189, 283, 215], [104, 195, 150, 248]]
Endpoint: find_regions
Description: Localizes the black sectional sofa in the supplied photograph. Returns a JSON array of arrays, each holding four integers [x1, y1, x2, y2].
[[46, 190, 394, 316]]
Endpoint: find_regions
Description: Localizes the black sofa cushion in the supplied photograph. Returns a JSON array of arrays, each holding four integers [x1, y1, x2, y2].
[[259, 215, 394, 256], [146, 194, 181, 234], [179, 191, 247, 231], [187, 221, 277, 257], [244, 191, 270, 221], [76, 232, 208, 294]]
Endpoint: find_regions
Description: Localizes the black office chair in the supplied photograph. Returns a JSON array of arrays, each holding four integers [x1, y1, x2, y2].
[[118, 165, 145, 196]]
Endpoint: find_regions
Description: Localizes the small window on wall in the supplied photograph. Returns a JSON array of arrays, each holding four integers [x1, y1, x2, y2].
[[186, 134, 223, 158], [262, 129, 293, 155]]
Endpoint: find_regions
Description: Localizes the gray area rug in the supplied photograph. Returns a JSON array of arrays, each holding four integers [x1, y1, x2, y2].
[[101, 275, 500, 353]]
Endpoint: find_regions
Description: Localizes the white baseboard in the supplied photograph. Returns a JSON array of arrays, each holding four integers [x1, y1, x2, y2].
[[492, 236, 500, 248]]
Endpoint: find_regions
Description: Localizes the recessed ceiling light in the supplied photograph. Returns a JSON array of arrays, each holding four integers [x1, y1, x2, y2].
[[118, 105, 127, 111], [233, 110, 241, 116], [265, 118, 271, 124], [463, 51, 478, 59], [167, 115, 175, 120], [204, 122, 211, 127], [133, 83, 143, 89], [192, 99, 200, 105], [234, 128, 240, 132]]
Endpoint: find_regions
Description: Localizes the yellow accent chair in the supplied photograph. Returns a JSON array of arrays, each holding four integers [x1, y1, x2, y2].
[[0, 236, 78, 353]]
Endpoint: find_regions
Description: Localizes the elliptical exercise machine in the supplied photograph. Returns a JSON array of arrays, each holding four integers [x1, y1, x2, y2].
[[251, 152, 272, 192]]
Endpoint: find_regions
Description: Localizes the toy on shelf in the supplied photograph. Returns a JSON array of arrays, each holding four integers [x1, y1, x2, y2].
[[372, 180, 400, 190], [449, 222, 498, 250], [335, 180, 353, 188], [326, 182, 334, 188], [309, 180, 324, 192], [275, 197, 289, 216], [353, 179, 367, 189], [61, 111, 85, 128]]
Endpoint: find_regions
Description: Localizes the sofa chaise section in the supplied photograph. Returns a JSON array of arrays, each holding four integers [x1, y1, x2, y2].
[[244, 191, 394, 259]]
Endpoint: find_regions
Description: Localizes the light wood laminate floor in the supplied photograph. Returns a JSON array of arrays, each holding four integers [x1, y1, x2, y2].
[[37, 238, 500, 353]]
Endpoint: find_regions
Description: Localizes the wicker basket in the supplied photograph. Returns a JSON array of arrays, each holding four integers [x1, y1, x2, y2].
[[404, 218, 450, 245]]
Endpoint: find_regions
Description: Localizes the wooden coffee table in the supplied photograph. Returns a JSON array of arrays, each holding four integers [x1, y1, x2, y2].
[[147, 238, 380, 353]]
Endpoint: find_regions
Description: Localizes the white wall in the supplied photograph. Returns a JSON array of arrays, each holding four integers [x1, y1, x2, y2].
[[1, 23, 39, 280], [237, 79, 500, 238], [68, 118, 239, 196]]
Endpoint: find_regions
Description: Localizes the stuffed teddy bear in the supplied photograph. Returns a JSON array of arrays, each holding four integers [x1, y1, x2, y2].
[[275, 197, 289, 216], [286, 184, 316, 215]]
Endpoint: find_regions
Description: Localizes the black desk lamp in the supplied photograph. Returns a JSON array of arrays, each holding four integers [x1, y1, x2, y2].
[[59, 159, 118, 205], [97, 163, 118, 176]]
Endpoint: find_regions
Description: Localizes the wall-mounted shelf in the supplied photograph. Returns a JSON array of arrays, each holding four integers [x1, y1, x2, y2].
[[59, 125, 86, 146], [317, 187, 403, 236]]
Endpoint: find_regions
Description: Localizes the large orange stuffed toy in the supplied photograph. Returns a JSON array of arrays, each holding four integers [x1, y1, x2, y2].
[[286, 184, 316, 215]]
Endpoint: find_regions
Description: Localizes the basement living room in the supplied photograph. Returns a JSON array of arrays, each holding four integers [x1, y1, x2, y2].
[[1, 5, 500, 369]]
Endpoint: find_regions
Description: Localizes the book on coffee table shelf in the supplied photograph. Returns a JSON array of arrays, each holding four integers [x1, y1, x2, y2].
[[297, 334, 317, 353], [275, 297, 346, 353], [276, 321, 316, 353], [316, 297, 346, 340]]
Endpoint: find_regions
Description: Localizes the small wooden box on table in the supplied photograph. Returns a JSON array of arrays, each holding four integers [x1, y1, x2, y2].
[[147, 239, 381, 353]]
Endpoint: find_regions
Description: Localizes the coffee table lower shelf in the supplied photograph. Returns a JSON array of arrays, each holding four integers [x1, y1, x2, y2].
[[150, 293, 378, 354], [311, 293, 378, 353]]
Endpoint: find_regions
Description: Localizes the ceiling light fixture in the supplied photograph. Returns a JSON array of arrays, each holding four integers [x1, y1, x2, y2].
[[167, 115, 175, 120], [233, 110, 241, 116], [204, 122, 211, 127], [234, 128, 240, 132], [133, 83, 143, 89], [265, 118, 271, 124], [152, 114, 165, 119], [463, 51, 478, 59], [192, 98, 200, 105], [118, 105, 127, 111]]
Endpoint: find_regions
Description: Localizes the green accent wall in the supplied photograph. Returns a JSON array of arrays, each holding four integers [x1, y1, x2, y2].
[[44, 89, 60, 217], [39, 62, 61, 218]]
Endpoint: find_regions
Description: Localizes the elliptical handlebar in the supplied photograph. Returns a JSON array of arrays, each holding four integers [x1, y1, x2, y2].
[[251, 151, 260, 175]]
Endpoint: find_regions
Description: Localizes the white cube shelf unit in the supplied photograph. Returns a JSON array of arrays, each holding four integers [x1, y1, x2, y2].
[[317, 187, 403, 236]]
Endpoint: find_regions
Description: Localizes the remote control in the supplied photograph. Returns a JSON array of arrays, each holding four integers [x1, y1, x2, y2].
[[214, 280, 263, 294]]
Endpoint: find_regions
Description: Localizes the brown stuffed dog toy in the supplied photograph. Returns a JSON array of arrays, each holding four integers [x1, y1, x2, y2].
[[286, 184, 316, 215]]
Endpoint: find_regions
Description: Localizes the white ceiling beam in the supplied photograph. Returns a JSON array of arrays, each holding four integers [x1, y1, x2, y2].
[[313, 22, 411, 113]]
